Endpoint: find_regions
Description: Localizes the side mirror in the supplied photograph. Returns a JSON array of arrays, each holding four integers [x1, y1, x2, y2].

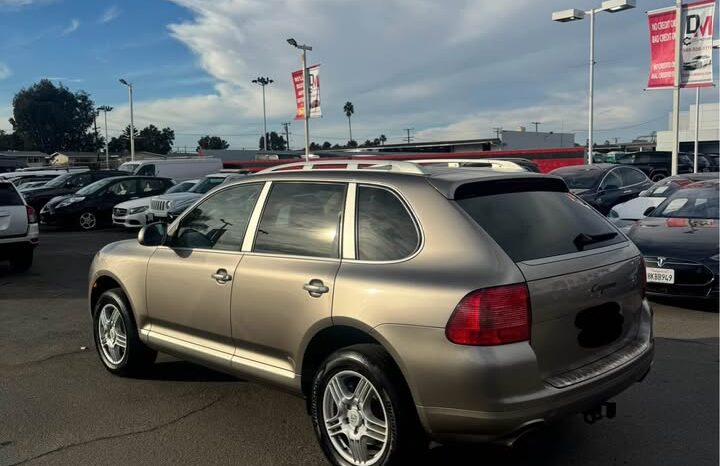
[[138, 222, 167, 246], [639, 190, 648, 197], [643, 206, 656, 217]]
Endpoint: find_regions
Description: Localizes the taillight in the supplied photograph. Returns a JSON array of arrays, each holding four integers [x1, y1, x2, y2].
[[638, 258, 647, 299], [446, 283, 530, 346], [26, 205, 37, 224]]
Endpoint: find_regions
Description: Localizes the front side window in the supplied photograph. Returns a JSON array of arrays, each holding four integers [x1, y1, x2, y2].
[[617, 167, 647, 186], [136, 164, 156, 176], [140, 178, 167, 194], [600, 170, 623, 190], [254, 182, 346, 258], [356, 186, 419, 261], [107, 179, 138, 196], [173, 183, 262, 251]]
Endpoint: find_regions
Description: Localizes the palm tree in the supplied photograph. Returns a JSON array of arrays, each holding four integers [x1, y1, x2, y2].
[[343, 101, 354, 143], [379, 134, 387, 146]]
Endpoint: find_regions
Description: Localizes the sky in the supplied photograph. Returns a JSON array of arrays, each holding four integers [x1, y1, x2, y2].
[[0, 0, 717, 151]]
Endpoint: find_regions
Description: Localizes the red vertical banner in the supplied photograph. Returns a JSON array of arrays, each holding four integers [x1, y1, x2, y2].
[[291, 65, 322, 120], [292, 69, 305, 120], [647, 7, 677, 89]]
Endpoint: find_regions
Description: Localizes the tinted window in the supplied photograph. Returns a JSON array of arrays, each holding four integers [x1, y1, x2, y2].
[[457, 191, 624, 262], [633, 153, 651, 164], [139, 178, 167, 194], [174, 183, 262, 251], [553, 169, 601, 190], [600, 169, 623, 190], [356, 186, 419, 261], [254, 182, 346, 258], [191, 177, 226, 194], [166, 181, 195, 193], [617, 167, 647, 186], [107, 179, 138, 196], [136, 164, 156, 176], [0, 184, 22, 205]]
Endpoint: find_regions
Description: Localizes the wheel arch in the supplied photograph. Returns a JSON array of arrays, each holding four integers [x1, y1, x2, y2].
[[90, 273, 136, 322]]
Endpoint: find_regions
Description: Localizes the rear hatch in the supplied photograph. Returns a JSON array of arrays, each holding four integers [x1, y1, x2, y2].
[[455, 177, 645, 380], [0, 183, 29, 238]]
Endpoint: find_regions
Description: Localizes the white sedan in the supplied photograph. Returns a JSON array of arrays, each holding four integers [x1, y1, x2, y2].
[[112, 179, 198, 228]]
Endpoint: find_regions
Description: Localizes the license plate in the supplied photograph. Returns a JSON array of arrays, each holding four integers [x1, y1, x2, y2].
[[646, 267, 675, 284]]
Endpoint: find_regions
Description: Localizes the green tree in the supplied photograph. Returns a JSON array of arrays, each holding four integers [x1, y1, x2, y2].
[[343, 101, 354, 143], [0, 130, 27, 151], [260, 131, 286, 151], [309, 142, 321, 151], [108, 124, 175, 154], [346, 140, 358, 148], [379, 134, 387, 146], [197, 135, 229, 150], [10, 79, 101, 153], [321, 141, 332, 150]]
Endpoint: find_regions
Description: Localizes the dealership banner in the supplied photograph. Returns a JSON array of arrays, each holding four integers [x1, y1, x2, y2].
[[292, 64, 322, 120], [647, 0, 715, 89]]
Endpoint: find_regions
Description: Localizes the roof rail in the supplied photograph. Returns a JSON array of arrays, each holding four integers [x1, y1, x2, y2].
[[256, 160, 425, 175], [408, 158, 526, 172]]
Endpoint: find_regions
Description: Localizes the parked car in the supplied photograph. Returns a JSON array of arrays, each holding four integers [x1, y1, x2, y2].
[[40, 176, 174, 230], [118, 157, 223, 181], [693, 153, 719, 173], [616, 151, 693, 181], [21, 170, 126, 213], [608, 173, 717, 232], [628, 179, 719, 299], [683, 55, 711, 70], [113, 179, 198, 228], [550, 163, 653, 215], [17, 180, 50, 191], [89, 161, 653, 466], [146, 172, 246, 223], [0, 180, 38, 272]]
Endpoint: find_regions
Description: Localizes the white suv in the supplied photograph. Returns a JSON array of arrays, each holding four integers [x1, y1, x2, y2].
[[0, 181, 38, 271]]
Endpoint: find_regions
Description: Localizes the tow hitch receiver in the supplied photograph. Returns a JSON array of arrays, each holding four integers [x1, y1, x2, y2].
[[583, 401, 617, 424]]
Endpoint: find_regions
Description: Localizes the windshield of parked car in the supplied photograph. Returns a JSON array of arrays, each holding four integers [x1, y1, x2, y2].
[[43, 173, 74, 188], [190, 176, 225, 194], [165, 181, 196, 194], [118, 163, 138, 173], [553, 169, 602, 190], [75, 178, 116, 196], [646, 177, 695, 197], [652, 184, 719, 219]]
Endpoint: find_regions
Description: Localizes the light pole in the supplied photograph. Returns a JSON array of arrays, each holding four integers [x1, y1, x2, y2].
[[252, 77, 274, 151], [287, 38, 312, 162], [97, 106, 113, 168], [118, 79, 135, 162], [552, 0, 636, 165]]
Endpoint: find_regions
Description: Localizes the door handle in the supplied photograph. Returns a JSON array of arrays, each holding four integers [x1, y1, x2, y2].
[[211, 269, 232, 283], [303, 279, 329, 297], [623, 189, 633, 194]]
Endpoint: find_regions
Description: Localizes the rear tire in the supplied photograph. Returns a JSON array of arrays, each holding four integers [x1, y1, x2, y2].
[[93, 288, 157, 376], [651, 173, 666, 182], [79, 211, 98, 230], [9, 247, 33, 272], [311, 344, 427, 466]]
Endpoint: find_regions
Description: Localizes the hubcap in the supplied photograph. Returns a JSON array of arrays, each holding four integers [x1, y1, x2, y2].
[[80, 213, 96, 230], [97, 304, 127, 365], [322, 370, 388, 466]]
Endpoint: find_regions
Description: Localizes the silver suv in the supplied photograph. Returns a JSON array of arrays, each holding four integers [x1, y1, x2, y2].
[[0, 180, 38, 271], [89, 161, 653, 466]]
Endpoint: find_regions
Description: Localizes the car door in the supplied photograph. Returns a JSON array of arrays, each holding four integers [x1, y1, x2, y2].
[[97, 179, 140, 222], [596, 168, 625, 214], [229, 181, 346, 382], [145, 182, 263, 370], [616, 166, 651, 200]]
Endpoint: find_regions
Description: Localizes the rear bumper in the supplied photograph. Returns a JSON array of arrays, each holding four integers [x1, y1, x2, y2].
[[373, 299, 654, 442], [0, 226, 38, 258]]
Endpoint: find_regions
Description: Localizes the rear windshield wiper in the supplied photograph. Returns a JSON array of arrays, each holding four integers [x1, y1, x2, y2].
[[573, 232, 618, 251]]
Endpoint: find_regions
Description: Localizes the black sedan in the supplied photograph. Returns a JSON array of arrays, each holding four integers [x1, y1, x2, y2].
[[21, 170, 126, 212], [550, 163, 653, 215], [40, 176, 173, 230], [628, 179, 719, 300]]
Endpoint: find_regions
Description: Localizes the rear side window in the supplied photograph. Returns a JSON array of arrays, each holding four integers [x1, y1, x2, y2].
[[140, 178, 168, 194], [254, 182, 346, 258], [0, 184, 22, 206], [136, 164, 156, 176], [356, 186, 419, 261], [457, 191, 624, 262], [618, 167, 647, 186]]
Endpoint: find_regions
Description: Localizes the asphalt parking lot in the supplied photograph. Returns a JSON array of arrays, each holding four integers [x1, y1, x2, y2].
[[0, 229, 718, 466]]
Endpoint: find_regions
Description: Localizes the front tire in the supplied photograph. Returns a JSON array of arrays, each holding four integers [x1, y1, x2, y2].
[[93, 288, 157, 376], [311, 344, 426, 466], [79, 211, 98, 230]]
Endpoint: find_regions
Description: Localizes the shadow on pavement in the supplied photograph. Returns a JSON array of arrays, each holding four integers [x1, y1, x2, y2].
[[134, 360, 241, 383]]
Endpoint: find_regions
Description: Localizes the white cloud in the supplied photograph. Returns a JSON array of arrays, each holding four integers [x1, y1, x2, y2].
[[0, 63, 11, 80], [61, 18, 80, 36], [0, 0, 54, 9], [99, 5, 119, 23]]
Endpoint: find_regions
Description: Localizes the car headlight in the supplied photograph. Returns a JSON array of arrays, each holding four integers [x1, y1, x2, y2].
[[165, 200, 174, 210], [128, 206, 148, 215], [710, 254, 719, 261], [57, 196, 85, 208]]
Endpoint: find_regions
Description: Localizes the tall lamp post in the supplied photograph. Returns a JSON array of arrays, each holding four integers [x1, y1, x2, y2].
[[287, 38, 313, 162], [118, 79, 135, 162], [252, 77, 274, 151], [97, 105, 113, 168], [552, 0, 636, 165]]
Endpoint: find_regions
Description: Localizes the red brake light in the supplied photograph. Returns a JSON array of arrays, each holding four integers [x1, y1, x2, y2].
[[446, 284, 530, 346], [26, 205, 38, 224]]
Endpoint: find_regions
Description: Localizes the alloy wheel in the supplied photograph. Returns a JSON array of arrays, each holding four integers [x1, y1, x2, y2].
[[79, 212, 97, 230], [97, 304, 128, 365]]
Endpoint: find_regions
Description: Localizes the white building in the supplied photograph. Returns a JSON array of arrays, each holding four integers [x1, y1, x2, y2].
[[656, 102, 719, 154]]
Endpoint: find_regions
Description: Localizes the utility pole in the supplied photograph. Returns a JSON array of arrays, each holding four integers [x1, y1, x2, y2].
[[97, 106, 113, 169], [404, 128, 414, 144], [252, 77, 274, 151], [492, 127, 503, 139], [119, 79, 135, 162], [670, 0, 682, 176], [531, 121, 541, 133], [287, 38, 312, 161], [282, 122, 291, 150]]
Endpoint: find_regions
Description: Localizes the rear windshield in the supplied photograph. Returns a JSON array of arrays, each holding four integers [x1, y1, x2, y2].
[[653, 186, 719, 219], [0, 183, 23, 206], [553, 170, 600, 190], [457, 191, 625, 262]]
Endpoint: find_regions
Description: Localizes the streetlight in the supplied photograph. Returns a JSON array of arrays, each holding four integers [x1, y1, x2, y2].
[[552, 0, 636, 164], [287, 38, 313, 162], [97, 105, 113, 168], [118, 79, 135, 162], [252, 77, 274, 151]]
